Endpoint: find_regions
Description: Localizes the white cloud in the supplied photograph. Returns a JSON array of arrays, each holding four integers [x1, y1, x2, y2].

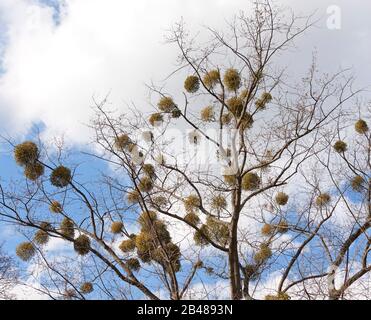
[[9, 282, 49, 300], [44, 235, 71, 252], [174, 279, 230, 300], [0, 0, 251, 143]]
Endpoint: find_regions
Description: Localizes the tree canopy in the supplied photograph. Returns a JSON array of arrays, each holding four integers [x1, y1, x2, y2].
[[0, 1, 370, 300]]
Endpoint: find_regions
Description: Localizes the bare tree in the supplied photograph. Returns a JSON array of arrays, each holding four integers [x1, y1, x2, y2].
[[0, 244, 18, 299], [0, 1, 369, 300]]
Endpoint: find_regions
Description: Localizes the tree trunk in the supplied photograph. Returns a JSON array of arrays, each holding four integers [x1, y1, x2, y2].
[[229, 189, 242, 300], [228, 234, 242, 299]]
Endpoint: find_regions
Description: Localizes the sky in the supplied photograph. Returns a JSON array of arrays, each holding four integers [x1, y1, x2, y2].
[[0, 0, 370, 299]]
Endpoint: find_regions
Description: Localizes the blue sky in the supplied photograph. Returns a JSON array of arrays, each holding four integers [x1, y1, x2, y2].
[[38, 0, 63, 24]]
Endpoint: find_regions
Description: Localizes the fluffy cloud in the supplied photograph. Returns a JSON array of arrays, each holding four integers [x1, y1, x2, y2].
[[0, 0, 249, 143]]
